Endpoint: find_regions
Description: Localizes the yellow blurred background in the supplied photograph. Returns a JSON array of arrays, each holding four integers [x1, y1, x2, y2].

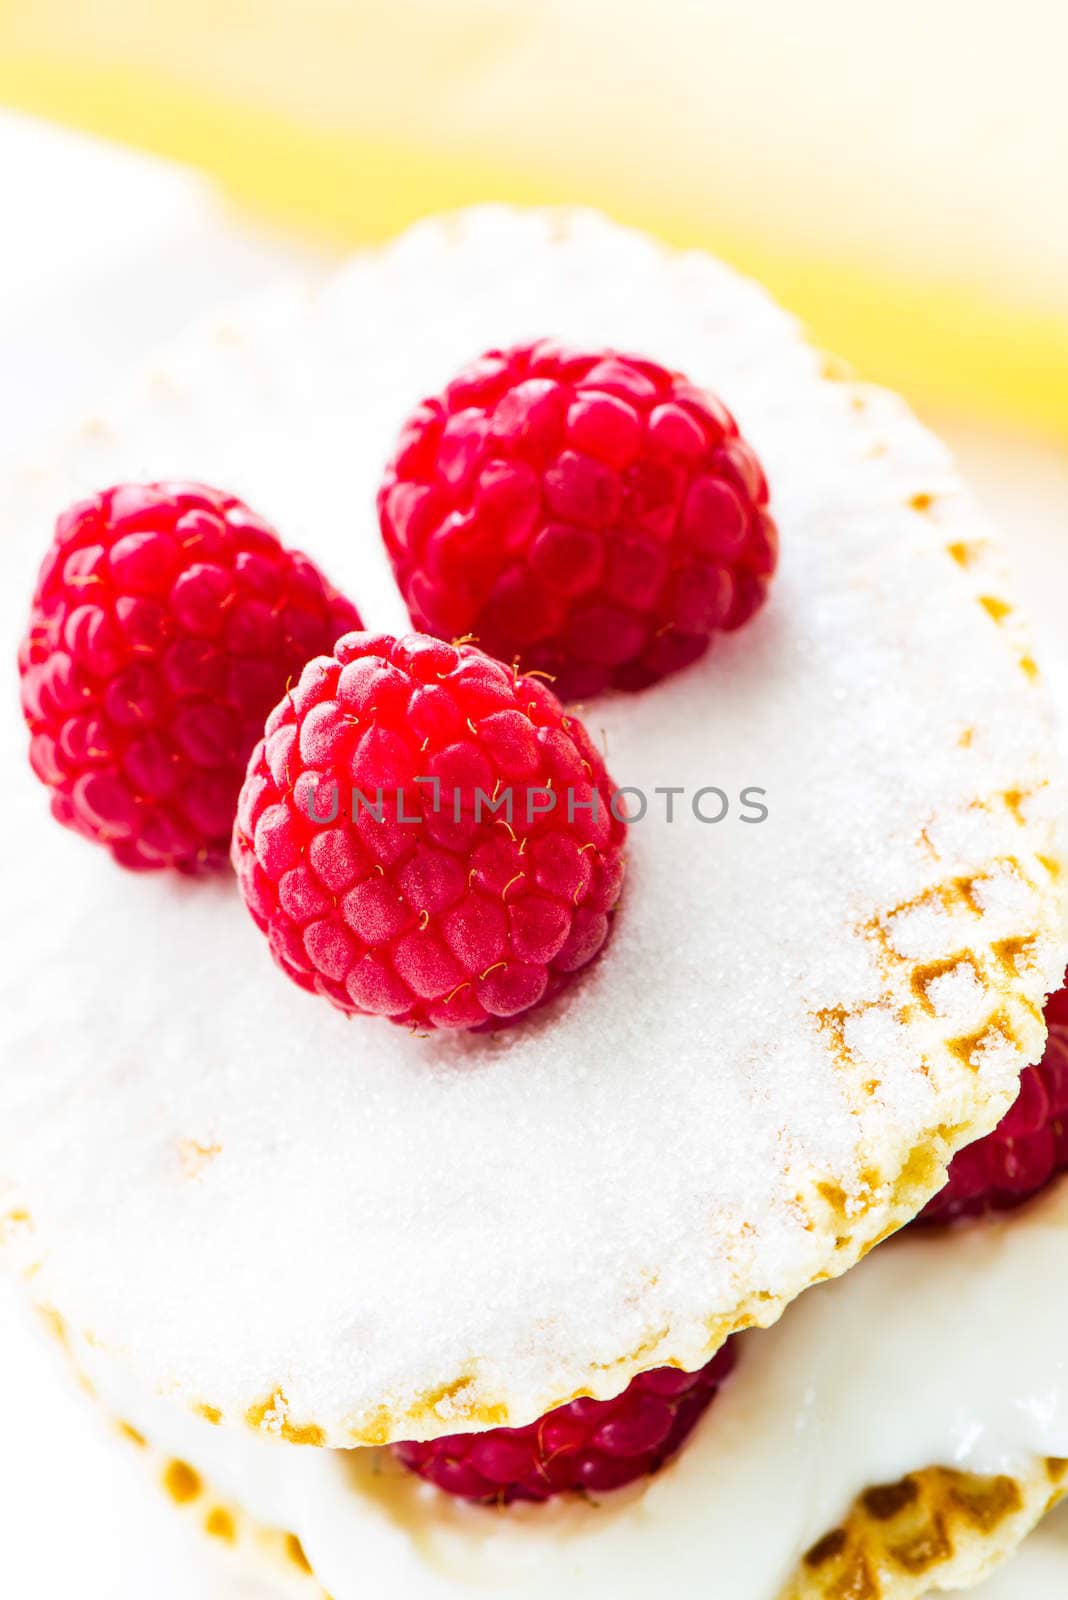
[[0, 0, 1066, 438]]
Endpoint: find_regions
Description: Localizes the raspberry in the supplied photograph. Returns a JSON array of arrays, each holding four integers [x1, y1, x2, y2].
[[1045, 978, 1068, 1028], [18, 483, 361, 872], [231, 630, 627, 1030], [916, 1005, 1068, 1225], [378, 342, 777, 702], [393, 1343, 736, 1504]]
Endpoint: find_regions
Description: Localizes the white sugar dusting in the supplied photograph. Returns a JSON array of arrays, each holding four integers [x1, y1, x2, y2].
[[0, 210, 1064, 1443]]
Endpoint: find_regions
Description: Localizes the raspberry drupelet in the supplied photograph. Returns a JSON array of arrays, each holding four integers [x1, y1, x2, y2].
[[231, 630, 627, 1030], [916, 994, 1068, 1225], [18, 483, 361, 872], [394, 1343, 736, 1504], [378, 342, 777, 702]]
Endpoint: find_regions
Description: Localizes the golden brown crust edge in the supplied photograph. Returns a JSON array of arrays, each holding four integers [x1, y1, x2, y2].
[[786, 1459, 1068, 1600]]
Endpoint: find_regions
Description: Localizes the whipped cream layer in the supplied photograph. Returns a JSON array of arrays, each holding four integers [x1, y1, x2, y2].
[[76, 1177, 1068, 1600]]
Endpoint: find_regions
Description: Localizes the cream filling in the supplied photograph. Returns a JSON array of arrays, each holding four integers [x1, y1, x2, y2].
[[76, 1174, 1068, 1599]]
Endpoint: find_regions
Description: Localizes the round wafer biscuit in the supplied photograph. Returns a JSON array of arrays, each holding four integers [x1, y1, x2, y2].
[[1, 209, 1064, 1447]]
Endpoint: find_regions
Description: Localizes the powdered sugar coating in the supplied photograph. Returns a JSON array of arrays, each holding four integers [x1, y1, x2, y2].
[[0, 210, 1064, 1445]]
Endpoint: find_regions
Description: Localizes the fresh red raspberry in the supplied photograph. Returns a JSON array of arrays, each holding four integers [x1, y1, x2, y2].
[[378, 342, 777, 702], [393, 1343, 736, 1504], [916, 1004, 1068, 1225], [231, 630, 627, 1030], [1045, 978, 1068, 1029], [18, 483, 361, 872]]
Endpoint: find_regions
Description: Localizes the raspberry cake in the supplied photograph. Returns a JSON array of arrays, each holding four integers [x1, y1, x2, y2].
[[2, 209, 1067, 1599]]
